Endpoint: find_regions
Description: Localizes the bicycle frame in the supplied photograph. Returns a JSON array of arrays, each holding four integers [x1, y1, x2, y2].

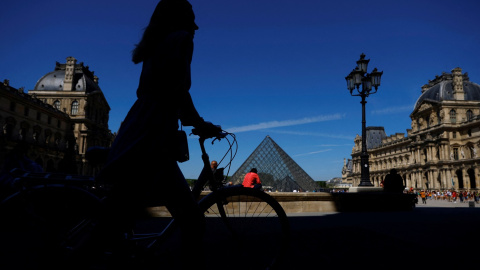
[[141, 136, 228, 249]]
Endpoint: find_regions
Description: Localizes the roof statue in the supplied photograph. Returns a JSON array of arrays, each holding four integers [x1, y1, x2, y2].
[[229, 136, 318, 192]]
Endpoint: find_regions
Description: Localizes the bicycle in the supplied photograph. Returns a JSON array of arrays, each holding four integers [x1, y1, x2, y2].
[[0, 129, 291, 270]]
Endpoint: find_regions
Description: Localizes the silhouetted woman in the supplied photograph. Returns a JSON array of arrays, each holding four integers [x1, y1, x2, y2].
[[97, 0, 217, 267]]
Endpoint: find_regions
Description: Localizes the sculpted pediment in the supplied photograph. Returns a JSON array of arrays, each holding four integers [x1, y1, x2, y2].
[[418, 103, 432, 112]]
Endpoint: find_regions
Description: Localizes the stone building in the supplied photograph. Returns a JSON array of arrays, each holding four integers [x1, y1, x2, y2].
[[1, 56, 113, 175], [1, 79, 74, 172], [343, 68, 480, 191]]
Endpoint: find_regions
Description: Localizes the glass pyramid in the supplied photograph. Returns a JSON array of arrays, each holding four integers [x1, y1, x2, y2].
[[229, 136, 318, 192]]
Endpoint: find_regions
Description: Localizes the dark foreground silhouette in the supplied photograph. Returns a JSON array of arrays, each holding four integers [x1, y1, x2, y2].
[[2, 206, 478, 269]]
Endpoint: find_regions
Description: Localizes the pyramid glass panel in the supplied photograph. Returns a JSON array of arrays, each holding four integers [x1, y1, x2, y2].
[[229, 136, 318, 192]]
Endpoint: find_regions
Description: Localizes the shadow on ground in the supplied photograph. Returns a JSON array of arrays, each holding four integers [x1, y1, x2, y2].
[[281, 207, 480, 269], [1, 207, 478, 269]]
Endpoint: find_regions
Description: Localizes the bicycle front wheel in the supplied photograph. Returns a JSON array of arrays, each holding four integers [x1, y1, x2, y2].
[[199, 186, 290, 270]]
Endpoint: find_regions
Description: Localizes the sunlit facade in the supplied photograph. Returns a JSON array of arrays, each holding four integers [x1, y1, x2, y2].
[[1, 57, 113, 175], [343, 68, 480, 191]]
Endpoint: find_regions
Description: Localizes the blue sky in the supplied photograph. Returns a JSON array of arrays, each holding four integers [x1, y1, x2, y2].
[[2, 0, 480, 180]]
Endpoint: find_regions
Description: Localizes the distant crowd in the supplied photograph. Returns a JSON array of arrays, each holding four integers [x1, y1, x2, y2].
[[326, 187, 480, 205], [409, 189, 480, 204]]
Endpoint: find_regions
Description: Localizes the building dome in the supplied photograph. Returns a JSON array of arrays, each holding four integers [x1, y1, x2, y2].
[[414, 68, 480, 109], [33, 56, 101, 93]]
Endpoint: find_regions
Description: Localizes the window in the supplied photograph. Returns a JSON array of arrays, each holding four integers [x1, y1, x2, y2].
[[33, 131, 39, 142], [3, 123, 13, 139], [467, 110, 473, 121], [450, 109, 456, 123], [54, 133, 61, 146], [3, 117, 15, 139], [71, 100, 79, 115], [36, 112, 41, 121], [19, 128, 26, 141], [9, 101, 15, 112], [53, 100, 61, 110], [33, 126, 42, 143], [44, 130, 52, 144], [24, 107, 29, 117], [453, 148, 459, 160]]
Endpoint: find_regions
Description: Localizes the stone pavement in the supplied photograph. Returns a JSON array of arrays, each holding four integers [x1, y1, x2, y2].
[[281, 198, 480, 269], [1, 198, 478, 270], [153, 198, 480, 269]]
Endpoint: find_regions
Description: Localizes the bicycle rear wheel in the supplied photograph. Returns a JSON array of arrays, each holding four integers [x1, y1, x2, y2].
[[0, 185, 103, 270], [199, 186, 290, 270]]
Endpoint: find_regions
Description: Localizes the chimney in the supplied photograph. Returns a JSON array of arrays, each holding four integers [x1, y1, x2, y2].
[[452, 67, 464, 101], [63, 56, 77, 91]]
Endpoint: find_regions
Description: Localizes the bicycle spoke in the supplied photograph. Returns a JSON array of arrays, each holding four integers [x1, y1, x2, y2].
[[200, 187, 290, 270]]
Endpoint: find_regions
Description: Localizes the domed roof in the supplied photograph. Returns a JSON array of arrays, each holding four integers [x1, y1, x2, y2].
[[33, 57, 101, 93], [414, 68, 480, 109]]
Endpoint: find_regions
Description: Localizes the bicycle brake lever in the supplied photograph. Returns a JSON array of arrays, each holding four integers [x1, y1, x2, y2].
[[212, 135, 224, 144]]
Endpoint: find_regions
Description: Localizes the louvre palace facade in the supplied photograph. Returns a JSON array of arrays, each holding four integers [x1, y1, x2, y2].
[[1, 57, 113, 176], [342, 67, 480, 191]]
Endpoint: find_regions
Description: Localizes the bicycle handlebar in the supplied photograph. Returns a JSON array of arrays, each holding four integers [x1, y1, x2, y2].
[[191, 125, 227, 141]]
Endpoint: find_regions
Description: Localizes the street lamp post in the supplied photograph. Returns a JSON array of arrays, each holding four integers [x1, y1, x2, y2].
[[345, 53, 383, 187]]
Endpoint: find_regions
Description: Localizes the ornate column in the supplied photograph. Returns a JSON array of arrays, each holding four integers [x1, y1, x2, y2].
[[440, 169, 446, 189], [475, 164, 479, 189], [446, 169, 453, 189], [432, 170, 437, 189]]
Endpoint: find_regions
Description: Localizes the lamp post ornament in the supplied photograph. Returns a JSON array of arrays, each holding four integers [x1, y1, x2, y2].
[[345, 53, 383, 186]]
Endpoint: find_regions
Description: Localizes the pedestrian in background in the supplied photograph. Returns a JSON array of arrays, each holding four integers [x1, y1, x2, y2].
[[242, 168, 261, 189], [383, 169, 404, 193], [420, 190, 427, 204]]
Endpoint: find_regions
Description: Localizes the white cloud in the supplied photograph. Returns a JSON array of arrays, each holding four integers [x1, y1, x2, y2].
[[316, 143, 352, 147], [371, 105, 413, 115], [293, 149, 332, 157], [225, 113, 345, 133], [266, 130, 353, 140]]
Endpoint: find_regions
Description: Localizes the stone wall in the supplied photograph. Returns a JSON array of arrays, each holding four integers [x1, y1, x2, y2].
[[146, 192, 337, 217]]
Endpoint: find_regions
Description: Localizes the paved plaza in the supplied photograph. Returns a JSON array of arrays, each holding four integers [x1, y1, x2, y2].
[[283, 198, 480, 269], [1, 197, 478, 270], [162, 198, 480, 269]]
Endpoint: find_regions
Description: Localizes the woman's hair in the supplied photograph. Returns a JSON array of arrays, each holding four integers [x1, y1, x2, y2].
[[132, 0, 193, 64]]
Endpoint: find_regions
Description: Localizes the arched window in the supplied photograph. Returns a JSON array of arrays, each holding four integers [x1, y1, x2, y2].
[[19, 121, 29, 141], [71, 100, 79, 115], [33, 125, 42, 143], [3, 117, 16, 139], [54, 132, 62, 147], [466, 110, 473, 121], [44, 129, 52, 145], [53, 100, 61, 110], [449, 109, 456, 124]]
